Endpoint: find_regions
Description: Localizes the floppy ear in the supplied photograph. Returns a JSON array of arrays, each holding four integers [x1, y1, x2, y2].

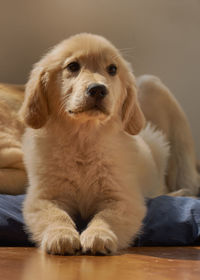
[[122, 82, 145, 135], [20, 66, 49, 129]]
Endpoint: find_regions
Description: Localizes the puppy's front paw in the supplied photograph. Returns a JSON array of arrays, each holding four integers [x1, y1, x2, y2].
[[80, 227, 118, 255], [41, 226, 80, 255]]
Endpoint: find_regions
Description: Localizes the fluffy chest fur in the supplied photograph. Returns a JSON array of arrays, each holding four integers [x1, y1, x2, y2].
[[23, 122, 143, 219]]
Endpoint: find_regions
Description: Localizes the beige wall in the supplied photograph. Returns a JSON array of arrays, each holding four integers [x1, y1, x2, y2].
[[0, 0, 199, 158]]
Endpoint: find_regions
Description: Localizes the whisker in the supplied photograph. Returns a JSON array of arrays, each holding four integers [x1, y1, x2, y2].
[[58, 95, 69, 116], [111, 53, 124, 60], [111, 49, 136, 61], [118, 47, 134, 52], [122, 54, 135, 59], [118, 46, 137, 57]]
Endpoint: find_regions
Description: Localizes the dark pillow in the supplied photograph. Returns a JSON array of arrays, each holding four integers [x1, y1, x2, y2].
[[0, 195, 33, 246], [135, 196, 200, 246], [0, 194, 200, 246]]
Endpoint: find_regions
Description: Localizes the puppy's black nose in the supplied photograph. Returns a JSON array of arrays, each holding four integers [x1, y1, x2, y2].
[[87, 83, 108, 98]]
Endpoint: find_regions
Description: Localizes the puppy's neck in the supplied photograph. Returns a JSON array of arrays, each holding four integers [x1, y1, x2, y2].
[[44, 115, 121, 148]]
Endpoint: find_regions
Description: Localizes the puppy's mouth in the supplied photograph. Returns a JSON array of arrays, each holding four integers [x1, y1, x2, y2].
[[68, 104, 109, 116]]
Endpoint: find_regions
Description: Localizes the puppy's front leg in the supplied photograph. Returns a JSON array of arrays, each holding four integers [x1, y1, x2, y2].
[[23, 198, 80, 255], [80, 198, 146, 255]]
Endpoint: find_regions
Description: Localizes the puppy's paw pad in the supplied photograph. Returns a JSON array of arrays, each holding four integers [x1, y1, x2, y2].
[[80, 227, 118, 255], [41, 227, 80, 255]]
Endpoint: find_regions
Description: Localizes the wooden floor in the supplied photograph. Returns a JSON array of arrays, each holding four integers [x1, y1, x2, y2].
[[0, 247, 200, 280]]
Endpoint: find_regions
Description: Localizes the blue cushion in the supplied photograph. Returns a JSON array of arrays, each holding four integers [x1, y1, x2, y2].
[[0, 195, 33, 246], [135, 196, 200, 246], [0, 194, 200, 246]]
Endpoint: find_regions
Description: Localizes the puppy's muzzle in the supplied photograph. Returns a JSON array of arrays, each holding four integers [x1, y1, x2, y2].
[[86, 83, 108, 99]]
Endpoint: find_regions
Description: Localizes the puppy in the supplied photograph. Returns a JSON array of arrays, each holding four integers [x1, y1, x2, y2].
[[20, 33, 171, 255]]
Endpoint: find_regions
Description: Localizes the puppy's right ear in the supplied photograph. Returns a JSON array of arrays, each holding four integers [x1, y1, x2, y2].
[[20, 66, 49, 129]]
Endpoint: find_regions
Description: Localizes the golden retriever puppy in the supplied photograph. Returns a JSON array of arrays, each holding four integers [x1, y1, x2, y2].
[[17, 33, 200, 254], [20, 33, 170, 255], [0, 84, 26, 194]]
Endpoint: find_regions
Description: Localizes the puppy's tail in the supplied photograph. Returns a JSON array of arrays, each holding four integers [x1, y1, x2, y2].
[[140, 122, 170, 177]]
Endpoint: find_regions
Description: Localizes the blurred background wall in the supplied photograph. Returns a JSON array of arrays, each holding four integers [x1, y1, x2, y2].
[[0, 0, 199, 158]]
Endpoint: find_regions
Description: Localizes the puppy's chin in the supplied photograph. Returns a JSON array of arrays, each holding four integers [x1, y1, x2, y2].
[[67, 106, 110, 122]]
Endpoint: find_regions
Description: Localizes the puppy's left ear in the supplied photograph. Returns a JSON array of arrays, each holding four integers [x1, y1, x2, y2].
[[122, 80, 145, 135], [19, 66, 49, 129]]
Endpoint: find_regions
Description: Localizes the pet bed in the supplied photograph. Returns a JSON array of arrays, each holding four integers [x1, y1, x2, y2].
[[0, 194, 200, 247]]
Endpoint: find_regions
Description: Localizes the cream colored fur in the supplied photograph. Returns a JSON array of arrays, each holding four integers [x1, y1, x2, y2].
[[140, 123, 169, 197]]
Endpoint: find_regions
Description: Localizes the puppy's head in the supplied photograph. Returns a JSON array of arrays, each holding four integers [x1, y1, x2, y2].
[[20, 33, 145, 134]]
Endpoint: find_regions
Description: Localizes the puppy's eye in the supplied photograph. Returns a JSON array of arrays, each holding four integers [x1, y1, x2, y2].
[[67, 62, 80, 72], [107, 64, 117, 76]]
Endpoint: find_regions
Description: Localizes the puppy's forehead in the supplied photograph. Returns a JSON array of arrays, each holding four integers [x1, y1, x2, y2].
[[41, 34, 128, 72], [52, 34, 121, 62]]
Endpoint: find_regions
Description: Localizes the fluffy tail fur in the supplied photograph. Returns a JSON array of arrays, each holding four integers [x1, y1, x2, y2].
[[140, 122, 170, 180]]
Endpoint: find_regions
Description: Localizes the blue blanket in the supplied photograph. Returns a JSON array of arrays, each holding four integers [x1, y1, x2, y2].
[[0, 194, 200, 246]]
